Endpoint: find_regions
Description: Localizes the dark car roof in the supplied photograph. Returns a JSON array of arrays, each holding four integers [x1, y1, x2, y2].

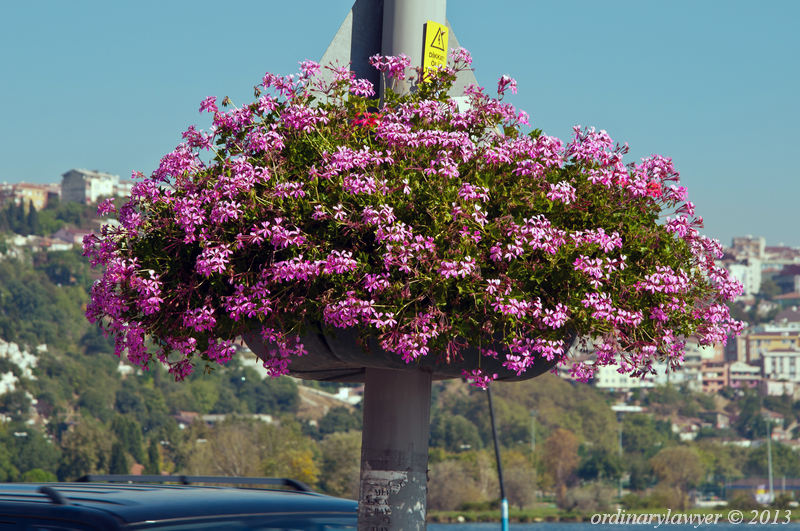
[[0, 482, 358, 525]]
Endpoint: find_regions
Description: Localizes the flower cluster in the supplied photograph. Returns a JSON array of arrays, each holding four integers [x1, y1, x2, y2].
[[85, 48, 742, 385]]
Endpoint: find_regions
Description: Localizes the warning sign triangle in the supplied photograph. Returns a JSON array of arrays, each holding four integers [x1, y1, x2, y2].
[[429, 27, 446, 51]]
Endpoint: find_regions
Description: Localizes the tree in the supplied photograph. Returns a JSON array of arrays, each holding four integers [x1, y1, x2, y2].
[[429, 412, 482, 452], [544, 428, 579, 509], [109, 442, 129, 475], [58, 419, 113, 481], [0, 427, 19, 482], [650, 446, 706, 511], [502, 451, 536, 509], [0, 389, 32, 422], [318, 430, 361, 498], [318, 406, 362, 436], [735, 393, 766, 439], [760, 279, 781, 300], [622, 413, 674, 457], [144, 438, 161, 476], [189, 379, 219, 415], [111, 415, 145, 464], [744, 442, 800, 478], [13, 427, 61, 478], [578, 447, 623, 482], [26, 201, 40, 236], [79, 388, 113, 423], [21, 468, 57, 482], [427, 460, 479, 511]]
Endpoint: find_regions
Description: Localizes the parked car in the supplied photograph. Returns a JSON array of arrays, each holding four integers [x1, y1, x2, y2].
[[0, 475, 357, 530]]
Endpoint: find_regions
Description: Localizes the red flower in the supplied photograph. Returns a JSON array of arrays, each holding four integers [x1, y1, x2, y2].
[[646, 182, 662, 198], [353, 112, 381, 129]]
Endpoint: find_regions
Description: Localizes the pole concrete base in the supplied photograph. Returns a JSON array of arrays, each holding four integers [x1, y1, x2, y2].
[[358, 367, 432, 531]]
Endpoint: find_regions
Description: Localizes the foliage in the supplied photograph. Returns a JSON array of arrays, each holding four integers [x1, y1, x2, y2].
[[735, 393, 767, 439], [727, 493, 762, 511], [544, 428, 579, 508], [318, 430, 361, 499], [85, 49, 742, 387], [501, 450, 536, 509], [57, 417, 113, 481], [744, 442, 800, 478], [109, 441, 129, 474], [430, 412, 482, 452], [318, 406, 362, 437], [21, 468, 58, 482], [622, 413, 675, 457], [563, 483, 615, 513], [432, 374, 618, 452], [428, 460, 483, 511], [650, 446, 706, 511], [144, 438, 161, 476], [577, 447, 623, 482], [111, 415, 145, 464], [11, 426, 61, 479]]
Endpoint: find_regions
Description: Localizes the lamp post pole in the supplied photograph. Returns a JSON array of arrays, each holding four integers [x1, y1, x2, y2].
[[618, 423, 623, 498], [488, 385, 509, 531], [530, 409, 538, 453], [358, 3, 446, 530], [767, 419, 774, 502]]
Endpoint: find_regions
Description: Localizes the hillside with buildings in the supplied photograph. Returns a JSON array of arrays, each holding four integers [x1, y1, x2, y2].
[[2, 174, 800, 508]]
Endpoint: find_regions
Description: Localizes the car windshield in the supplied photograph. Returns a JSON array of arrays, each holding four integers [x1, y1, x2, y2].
[[129, 516, 356, 531]]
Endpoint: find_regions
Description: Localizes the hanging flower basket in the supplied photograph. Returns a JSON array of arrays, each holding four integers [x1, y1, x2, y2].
[[84, 49, 743, 387]]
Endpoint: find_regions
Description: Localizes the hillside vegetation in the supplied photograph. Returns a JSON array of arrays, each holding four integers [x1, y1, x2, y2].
[[1, 201, 800, 511]]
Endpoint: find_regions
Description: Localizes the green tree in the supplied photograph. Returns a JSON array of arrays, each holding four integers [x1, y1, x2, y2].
[[115, 388, 147, 418], [578, 447, 623, 482], [22, 468, 57, 482], [26, 201, 40, 235], [57, 418, 112, 481], [13, 426, 61, 477], [760, 279, 781, 300], [189, 379, 220, 415], [735, 393, 766, 439], [0, 427, 20, 481], [318, 430, 361, 498], [109, 442, 129, 475], [0, 389, 32, 422], [744, 442, 800, 478], [430, 412, 482, 452], [79, 388, 114, 423], [622, 413, 673, 457], [111, 415, 145, 464], [144, 438, 161, 475], [318, 406, 362, 436]]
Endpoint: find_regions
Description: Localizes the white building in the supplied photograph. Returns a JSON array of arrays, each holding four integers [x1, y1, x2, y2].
[[61, 169, 130, 204], [763, 348, 800, 383], [726, 258, 762, 298]]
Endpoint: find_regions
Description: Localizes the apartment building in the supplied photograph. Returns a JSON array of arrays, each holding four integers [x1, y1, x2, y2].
[[745, 328, 800, 363], [61, 169, 131, 204], [729, 361, 761, 389]]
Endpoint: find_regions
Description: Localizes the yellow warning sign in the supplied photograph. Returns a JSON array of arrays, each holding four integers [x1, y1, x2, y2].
[[422, 20, 448, 82]]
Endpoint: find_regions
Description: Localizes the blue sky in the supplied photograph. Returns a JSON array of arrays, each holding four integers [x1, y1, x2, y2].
[[2, 1, 798, 247]]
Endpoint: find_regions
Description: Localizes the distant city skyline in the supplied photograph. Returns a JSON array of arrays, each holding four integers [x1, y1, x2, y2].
[[2, 1, 798, 247]]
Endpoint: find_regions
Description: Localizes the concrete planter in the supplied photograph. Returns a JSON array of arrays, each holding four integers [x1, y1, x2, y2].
[[241, 327, 576, 383]]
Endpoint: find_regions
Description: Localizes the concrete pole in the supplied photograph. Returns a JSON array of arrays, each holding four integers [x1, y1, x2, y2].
[[380, 0, 446, 95], [359, 368, 432, 531], [355, 3, 447, 530]]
